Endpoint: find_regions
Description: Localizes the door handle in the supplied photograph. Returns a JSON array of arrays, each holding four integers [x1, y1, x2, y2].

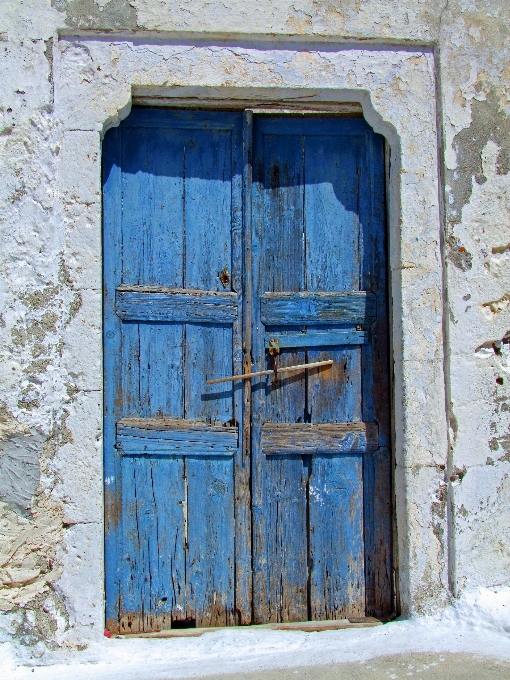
[[206, 359, 334, 385]]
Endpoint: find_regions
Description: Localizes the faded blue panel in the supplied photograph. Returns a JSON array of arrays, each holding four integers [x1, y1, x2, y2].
[[254, 456, 308, 624], [308, 454, 365, 619], [304, 135, 361, 292], [118, 454, 185, 633], [120, 127, 185, 287], [138, 322, 183, 419], [120, 322, 141, 419], [184, 129, 233, 292], [184, 322, 234, 422], [186, 457, 236, 627]]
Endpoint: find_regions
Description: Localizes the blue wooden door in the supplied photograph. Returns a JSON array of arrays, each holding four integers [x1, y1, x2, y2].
[[103, 110, 248, 633], [250, 117, 391, 623], [103, 110, 392, 633]]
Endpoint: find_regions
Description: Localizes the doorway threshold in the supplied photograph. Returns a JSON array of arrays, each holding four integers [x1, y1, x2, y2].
[[116, 617, 383, 638]]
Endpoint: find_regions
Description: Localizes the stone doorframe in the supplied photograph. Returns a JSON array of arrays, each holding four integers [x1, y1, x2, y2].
[[53, 35, 449, 640]]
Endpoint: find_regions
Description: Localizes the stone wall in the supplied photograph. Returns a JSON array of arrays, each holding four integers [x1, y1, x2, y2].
[[0, 0, 508, 654]]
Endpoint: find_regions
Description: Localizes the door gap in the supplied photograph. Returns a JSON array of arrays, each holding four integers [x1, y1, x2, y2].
[[304, 453, 313, 622], [171, 617, 196, 629]]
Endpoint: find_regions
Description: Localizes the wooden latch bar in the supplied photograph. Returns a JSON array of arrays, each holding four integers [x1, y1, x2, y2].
[[206, 360, 334, 385]]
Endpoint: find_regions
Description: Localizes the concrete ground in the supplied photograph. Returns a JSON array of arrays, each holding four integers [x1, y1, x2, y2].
[[199, 653, 510, 680]]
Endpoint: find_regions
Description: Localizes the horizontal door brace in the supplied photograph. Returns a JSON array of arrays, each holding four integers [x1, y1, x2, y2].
[[264, 330, 368, 348]]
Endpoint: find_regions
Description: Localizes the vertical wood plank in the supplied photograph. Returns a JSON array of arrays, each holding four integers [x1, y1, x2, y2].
[[186, 457, 236, 627], [184, 128, 232, 292], [138, 322, 184, 419], [360, 131, 393, 617], [119, 455, 186, 633], [180, 118, 240, 626], [308, 454, 365, 619], [252, 123, 308, 623], [121, 127, 185, 287], [303, 131, 365, 619]]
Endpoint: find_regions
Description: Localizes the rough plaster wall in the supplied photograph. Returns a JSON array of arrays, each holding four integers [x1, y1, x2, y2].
[[0, 0, 508, 655], [439, 0, 510, 596], [0, 0, 102, 654]]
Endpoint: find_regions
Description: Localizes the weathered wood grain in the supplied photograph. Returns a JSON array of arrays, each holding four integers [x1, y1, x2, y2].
[[117, 419, 238, 455], [116, 287, 238, 323], [103, 125, 123, 634], [236, 110, 254, 624], [309, 454, 365, 619], [261, 422, 378, 455], [260, 291, 376, 326]]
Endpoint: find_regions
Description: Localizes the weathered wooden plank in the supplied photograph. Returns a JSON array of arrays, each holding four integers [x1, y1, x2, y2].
[[117, 444, 235, 456], [184, 128, 233, 291], [115, 288, 238, 323], [304, 133, 361, 292], [120, 617, 382, 637], [251, 126, 309, 623], [186, 457, 236, 627], [117, 417, 238, 433], [178, 119, 240, 627], [265, 330, 368, 348], [260, 291, 376, 326], [258, 456, 309, 623], [261, 422, 378, 455], [302, 132, 366, 621], [138, 322, 184, 418], [117, 419, 238, 454], [309, 454, 365, 619], [119, 455, 186, 633]]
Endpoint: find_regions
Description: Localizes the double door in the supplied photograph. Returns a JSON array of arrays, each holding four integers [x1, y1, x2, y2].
[[103, 109, 392, 633]]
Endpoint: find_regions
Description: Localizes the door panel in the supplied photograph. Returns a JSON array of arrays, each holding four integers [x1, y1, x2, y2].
[[251, 117, 391, 623], [103, 110, 244, 633], [104, 110, 392, 633]]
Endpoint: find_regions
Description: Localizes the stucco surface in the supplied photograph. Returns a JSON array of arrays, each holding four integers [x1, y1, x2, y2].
[[0, 0, 508, 662]]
